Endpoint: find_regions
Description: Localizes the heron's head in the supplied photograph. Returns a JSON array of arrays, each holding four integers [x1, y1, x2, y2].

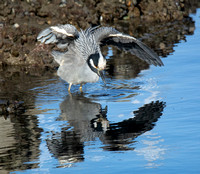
[[88, 53, 106, 72], [88, 53, 106, 84]]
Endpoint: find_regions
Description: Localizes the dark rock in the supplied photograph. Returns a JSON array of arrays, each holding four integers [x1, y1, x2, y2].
[[11, 48, 19, 57]]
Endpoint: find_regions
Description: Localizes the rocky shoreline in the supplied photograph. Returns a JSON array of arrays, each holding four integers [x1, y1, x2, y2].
[[0, 0, 200, 68]]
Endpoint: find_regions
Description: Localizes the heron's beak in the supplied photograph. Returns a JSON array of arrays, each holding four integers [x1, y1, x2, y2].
[[98, 70, 106, 86]]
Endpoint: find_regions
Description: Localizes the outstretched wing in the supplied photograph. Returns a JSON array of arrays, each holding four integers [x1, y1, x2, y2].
[[37, 24, 79, 49], [92, 27, 163, 66]]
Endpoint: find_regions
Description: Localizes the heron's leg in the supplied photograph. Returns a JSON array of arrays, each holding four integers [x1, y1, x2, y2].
[[68, 83, 72, 92], [79, 84, 83, 92]]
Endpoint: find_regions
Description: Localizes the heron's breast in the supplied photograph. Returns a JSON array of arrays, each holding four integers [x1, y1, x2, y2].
[[57, 61, 99, 84]]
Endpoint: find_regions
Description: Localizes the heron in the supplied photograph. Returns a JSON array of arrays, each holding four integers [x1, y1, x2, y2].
[[37, 24, 163, 92]]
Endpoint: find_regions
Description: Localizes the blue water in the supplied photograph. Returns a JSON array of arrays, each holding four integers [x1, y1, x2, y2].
[[1, 9, 199, 174]]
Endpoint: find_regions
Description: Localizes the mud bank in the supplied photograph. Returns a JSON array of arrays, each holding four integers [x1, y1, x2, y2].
[[0, 0, 199, 68]]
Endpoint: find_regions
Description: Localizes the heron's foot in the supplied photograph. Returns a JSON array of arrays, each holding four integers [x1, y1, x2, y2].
[[68, 83, 72, 92], [79, 84, 83, 92]]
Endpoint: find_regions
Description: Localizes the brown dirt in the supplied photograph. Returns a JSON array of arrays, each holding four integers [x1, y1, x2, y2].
[[0, 0, 199, 68]]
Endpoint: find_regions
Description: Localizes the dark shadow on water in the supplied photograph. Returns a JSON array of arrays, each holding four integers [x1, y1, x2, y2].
[[103, 100, 165, 151], [0, 113, 42, 172], [0, 66, 55, 172], [46, 93, 165, 167]]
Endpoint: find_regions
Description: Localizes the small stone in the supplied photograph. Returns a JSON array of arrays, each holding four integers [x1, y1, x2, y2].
[[21, 35, 27, 45], [11, 49, 19, 57], [123, 16, 130, 20], [132, 0, 138, 6], [159, 43, 166, 49], [128, 7, 140, 18], [13, 23, 19, 28], [133, 7, 140, 17], [37, 20, 45, 25], [0, 22, 4, 29], [47, 20, 51, 25]]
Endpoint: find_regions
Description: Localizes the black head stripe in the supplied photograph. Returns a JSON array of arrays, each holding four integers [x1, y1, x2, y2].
[[88, 53, 100, 67]]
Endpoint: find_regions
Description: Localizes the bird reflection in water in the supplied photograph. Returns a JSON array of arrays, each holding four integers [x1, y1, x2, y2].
[[46, 94, 165, 167]]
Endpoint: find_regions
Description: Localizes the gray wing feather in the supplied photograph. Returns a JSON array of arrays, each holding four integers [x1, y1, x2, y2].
[[51, 50, 64, 65], [92, 27, 163, 66], [37, 24, 79, 48], [44, 34, 57, 44]]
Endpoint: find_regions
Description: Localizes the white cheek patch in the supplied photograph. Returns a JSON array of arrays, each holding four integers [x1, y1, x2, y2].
[[98, 53, 106, 70], [90, 59, 97, 68]]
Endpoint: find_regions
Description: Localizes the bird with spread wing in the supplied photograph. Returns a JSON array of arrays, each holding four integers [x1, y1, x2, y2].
[[37, 24, 163, 92]]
